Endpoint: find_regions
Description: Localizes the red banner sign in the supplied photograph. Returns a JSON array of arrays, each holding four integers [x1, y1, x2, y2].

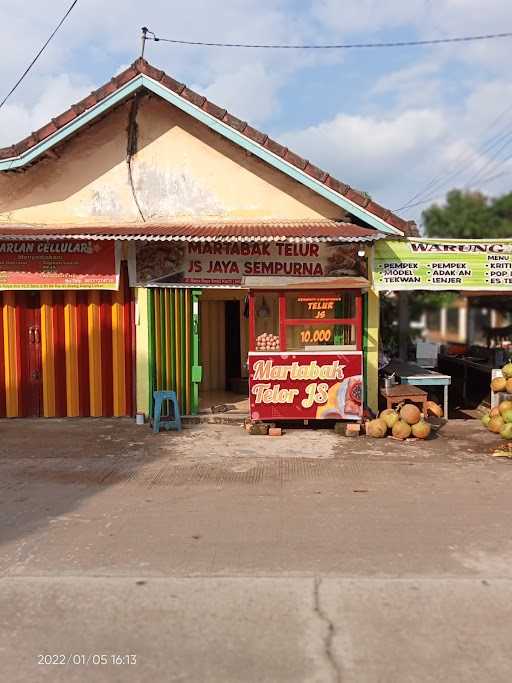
[[249, 352, 363, 421], [0, 240, 118, 289]]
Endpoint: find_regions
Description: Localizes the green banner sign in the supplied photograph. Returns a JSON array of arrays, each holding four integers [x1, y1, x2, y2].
[[373, 238, 512, 291]]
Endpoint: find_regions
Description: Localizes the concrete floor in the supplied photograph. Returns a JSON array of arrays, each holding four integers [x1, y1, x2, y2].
[[1, 418, 512, 682], [199, 389, 249, 413]]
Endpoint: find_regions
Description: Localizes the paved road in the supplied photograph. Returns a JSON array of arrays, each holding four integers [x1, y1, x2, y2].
[[2, 576, 512, 683], [1, 419, 512, 681]]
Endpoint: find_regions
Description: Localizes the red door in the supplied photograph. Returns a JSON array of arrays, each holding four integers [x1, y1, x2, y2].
[[19, 292, 42, 417]]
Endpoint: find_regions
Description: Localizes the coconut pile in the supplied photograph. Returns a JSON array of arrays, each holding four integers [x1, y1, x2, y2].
[[481, 361, 512, 441], [366, 401, 443, 441]]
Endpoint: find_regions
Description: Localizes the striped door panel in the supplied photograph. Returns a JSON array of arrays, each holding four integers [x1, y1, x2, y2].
[[0, 264, 134, 418], [147, 288, 197, 416]]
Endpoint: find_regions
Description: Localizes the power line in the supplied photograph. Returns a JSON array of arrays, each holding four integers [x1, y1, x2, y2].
[[395, 165, 512, 212], [395, 102, 512, 212], [474, 169, 512, 187], [144, 30, 512, 50], [396, 195, 449, 213], [396, 127, 512, 211], [464, 133, 512, 189], [0, 0, 80, 112]]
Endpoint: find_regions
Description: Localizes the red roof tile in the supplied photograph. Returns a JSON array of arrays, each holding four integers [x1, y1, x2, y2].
[[0, 58, 417, 236], [0, 220, 384, 242], [283, 150, 308, 170], [222, 112, 247, 132]]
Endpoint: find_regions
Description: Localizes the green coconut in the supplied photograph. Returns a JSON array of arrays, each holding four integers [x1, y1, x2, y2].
[[411, 418, 431, 440], [489, 415, 505, 434], [481, 413, 492, 428], [367, 418, 388, 438], [500, 423, 512, 440], [399, 403, 421, 426], [491, 376, 507, 393], [502, 362, 512, 379], [379, 409, 399, 429], [392, 420, 412, 440], [499, 400, 512, 416]]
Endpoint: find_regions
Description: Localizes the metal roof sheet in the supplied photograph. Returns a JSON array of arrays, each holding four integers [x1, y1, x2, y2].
[[0, 220, 384, 243]]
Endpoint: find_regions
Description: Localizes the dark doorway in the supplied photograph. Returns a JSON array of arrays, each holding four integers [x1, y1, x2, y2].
[[225, 300, 242, 392]]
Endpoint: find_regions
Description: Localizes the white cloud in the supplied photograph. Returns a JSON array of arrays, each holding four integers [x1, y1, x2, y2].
[[282, 108, 447, 197], [282, 75, 512, 226], [313, 0, 512, 76], [0, 73, 94, 146], [192, 63, 285, 126], [312, 0, 424, 35], [372, 61, 440, 96], [0, 0, 321, 138], [1, 0, 512, 230], [370, 60, 443, 110]]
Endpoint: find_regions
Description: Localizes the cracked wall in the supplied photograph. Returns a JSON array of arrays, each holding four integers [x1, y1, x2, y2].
[[0, 96, 347, 226]]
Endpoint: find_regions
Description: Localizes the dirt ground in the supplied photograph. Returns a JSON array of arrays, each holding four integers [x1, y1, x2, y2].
[[2, 417, 510, 576], [0, 414, 502, 466], [2, 418, 512, 682]]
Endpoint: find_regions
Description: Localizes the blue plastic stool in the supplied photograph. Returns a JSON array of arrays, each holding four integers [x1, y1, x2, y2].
[[153, 390, 182, 433]]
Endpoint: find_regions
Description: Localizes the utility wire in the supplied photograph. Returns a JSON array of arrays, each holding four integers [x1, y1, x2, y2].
[[396, 125, 512, 211], [395, 102, 512, 211], [464, 135, 512, 187], [144, 30, 512, 50], [0, 0, 79, 112], [475, 169, 512, 186], [395, 165, 512, 211], [396, 132, 512, 211], [464, 136, 512, 189]]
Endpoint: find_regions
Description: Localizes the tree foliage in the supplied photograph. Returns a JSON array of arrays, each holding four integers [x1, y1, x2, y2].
[[422, 189, 512, 238]]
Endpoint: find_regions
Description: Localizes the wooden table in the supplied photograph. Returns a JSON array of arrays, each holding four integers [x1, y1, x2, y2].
[[381, 384, 428, 415]]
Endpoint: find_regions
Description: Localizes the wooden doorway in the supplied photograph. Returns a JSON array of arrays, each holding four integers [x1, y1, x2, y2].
[[199, 289, 249, 411]]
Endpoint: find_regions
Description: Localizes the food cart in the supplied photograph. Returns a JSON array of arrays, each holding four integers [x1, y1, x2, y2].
[[246, 279, 365, 422]]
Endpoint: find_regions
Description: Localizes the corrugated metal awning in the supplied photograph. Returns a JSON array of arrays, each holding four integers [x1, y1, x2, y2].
[[243, 276, 369, 289], [0, 220, 384, 243]]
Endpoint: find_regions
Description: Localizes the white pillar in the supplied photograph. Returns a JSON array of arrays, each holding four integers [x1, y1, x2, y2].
[[459, 304, 467, 343], [440, 307, 447, 339]]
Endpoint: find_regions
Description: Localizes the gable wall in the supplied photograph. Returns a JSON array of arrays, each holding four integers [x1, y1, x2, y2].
[[0, 95, 347, 226]]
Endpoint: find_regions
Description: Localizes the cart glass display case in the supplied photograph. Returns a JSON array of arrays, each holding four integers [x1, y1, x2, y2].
[[252, 292, 281, 351], [283, 291, 358, 351]]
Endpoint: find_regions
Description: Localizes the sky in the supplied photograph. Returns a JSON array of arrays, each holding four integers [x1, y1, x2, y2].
[[1, 0, 512, 228]]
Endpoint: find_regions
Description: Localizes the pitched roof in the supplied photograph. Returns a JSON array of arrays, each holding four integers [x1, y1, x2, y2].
[[0, 58, 417, 236], [0, 219, 384, 243]]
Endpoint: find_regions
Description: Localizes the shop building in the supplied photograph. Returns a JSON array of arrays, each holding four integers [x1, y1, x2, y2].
[[0, 59, 416, 420]]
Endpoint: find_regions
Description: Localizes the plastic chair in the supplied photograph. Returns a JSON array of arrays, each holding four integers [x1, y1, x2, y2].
[[153, 390, 182, 433]]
